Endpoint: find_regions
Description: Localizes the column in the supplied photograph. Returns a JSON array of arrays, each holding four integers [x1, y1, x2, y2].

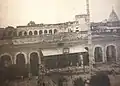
[[27, 53, 31, 78], [102, 47, 105, 63]]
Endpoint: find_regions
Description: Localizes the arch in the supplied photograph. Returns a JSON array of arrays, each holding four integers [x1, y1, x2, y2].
[[29, 31, 33, 35], [34, 30, 38, 35], [54, 29, 57, 34], [49, 30, 52, 34], [106, 44, 116, 62], [94, 47, 103, 62], [29, 51, 40, 64], [39, 30, 43, 35], [16, 53, 27, 76], [30, 52, 39, 76], [44, 30, 47, 34], [18, 31, 22, 36], [24, 31, 27, 36], [0, 53, 12, 67], [16, 53, 26, 65], [14, 52, 27, 64]]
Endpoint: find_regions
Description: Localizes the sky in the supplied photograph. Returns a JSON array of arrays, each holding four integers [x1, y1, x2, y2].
[[0, 0, 120, 27]]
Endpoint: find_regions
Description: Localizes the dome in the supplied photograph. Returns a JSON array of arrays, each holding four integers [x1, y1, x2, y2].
[[108, 8, 119, 22]]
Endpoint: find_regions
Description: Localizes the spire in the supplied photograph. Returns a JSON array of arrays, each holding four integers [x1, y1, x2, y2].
[[108, 7, 119, 22], [112, 5, 114, 11]]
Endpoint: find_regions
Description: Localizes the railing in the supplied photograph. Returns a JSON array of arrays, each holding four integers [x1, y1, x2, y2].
[[45, 66, 90, 74]]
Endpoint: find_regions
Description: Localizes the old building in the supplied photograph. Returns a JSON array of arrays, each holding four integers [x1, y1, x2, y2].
[[0, 5, 120, 86]]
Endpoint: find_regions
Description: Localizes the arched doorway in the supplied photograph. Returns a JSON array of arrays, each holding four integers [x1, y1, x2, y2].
[[74, 78, 85, 86], [0, 55, 12, 67], [30, 52, 39, 76], [94, 47, 103, 62], [106, 45, 116, 62], [16, 53, 26, 76]]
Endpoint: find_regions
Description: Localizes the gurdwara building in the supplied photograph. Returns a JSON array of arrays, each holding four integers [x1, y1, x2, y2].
[[0, 8, 120, 86]]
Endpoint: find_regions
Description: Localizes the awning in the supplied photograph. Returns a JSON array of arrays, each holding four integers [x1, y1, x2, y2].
[[69, 45, 87, 54], [41, 48, 63, 56], [41, 45, 87, 56]]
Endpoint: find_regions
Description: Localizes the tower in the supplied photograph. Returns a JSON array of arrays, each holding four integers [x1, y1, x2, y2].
[[108, 7, 119, 22], [86, 0, 91, 44], [86, 0, 94, 75]]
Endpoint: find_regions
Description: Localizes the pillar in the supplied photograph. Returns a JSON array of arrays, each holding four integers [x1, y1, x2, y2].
[[27, 53, 31, 78], [102, 46, 105, 63]]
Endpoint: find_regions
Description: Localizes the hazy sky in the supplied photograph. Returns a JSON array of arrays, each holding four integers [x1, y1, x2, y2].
[[0, 0, 120, 27]]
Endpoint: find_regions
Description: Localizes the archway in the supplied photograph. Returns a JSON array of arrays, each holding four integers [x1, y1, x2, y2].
[[74, 78, 85, 86], [54, 29, 57, 34], [16, 53, 26, 76], [30, 52, 39, 76], [44, 30, 47, 34], [106, 45, 116, 62], [49, 30, 52, 34], [34, 31, 38, 35], [39, 30, 43, 35], [29, 31, 33, 35], [94, 47, 103, 62], [0, 55, 12, 67]]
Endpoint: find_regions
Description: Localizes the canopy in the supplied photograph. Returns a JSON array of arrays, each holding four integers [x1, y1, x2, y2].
[[41, 45, 87, 56]]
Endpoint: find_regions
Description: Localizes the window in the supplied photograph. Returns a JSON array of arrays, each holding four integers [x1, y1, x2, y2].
[[76, 30, 79, 32], [63, 48, 69, 54], [76, 27, 79, 29]]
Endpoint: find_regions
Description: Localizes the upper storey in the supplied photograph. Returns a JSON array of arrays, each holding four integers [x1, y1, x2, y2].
[[0, 14, 88, 40], [0, 8, 120, 44]]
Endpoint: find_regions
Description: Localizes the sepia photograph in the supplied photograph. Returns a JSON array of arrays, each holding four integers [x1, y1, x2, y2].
[[0, 0, 120, 86]]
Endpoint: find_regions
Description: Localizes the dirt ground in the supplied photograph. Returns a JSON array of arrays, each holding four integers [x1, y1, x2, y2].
[[109, 75, 120, 86]]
